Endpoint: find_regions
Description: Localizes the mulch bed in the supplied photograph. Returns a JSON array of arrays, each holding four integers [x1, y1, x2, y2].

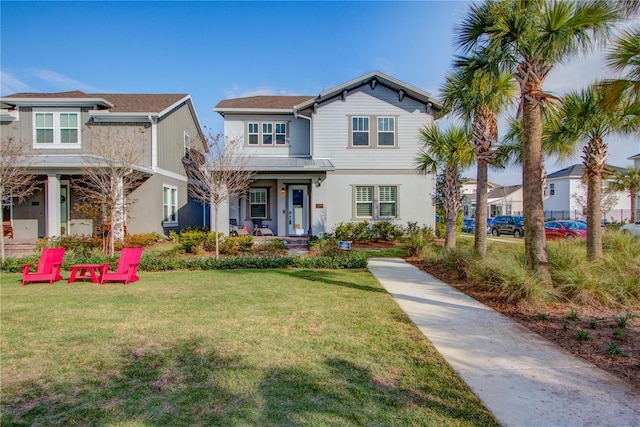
[[405, 256, 640, 391]]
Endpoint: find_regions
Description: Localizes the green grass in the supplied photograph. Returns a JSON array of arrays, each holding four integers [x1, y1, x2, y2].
[[1, 270, 497, 426]]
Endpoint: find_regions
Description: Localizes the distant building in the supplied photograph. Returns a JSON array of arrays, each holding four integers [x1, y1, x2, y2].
[[487, 185, 523, 217], [461, 178, 501, 218]]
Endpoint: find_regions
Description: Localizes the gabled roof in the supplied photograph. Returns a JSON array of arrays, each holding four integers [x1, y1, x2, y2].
[[629, 153, 640, 160], [213, 71, 444, 118], [547, 163, 627, 179], [294, 71, 443, 117], [1, 91, 189, 115], [487, 185, 522, 199]]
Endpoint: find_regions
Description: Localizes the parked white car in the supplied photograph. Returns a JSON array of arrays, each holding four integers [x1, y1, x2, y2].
[[620, 220, 640, 237]]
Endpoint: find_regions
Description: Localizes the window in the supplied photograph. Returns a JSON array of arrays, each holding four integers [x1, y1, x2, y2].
[[352, 117, 369, 146], [248, 123, 259, 145], [275, 123, 286, 144], [355, 185, 399, 219], [184, 132, 191, 158], [355, 186, 373, 217], [33, 109, 81, 147], [377, 117, 395, 146], [262, 123, 273, 145], [378, 186, 397, 217], [550, 183, 555, 196], [163, 186, 178, 225], [249, 189, 267, 218]]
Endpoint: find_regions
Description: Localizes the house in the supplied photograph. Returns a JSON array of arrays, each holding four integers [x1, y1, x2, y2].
[[544, 163, 630, 221], [460, 178, 502, 218], [0, 91, 206, 238], [630, 153, 640, 169], [486, 185, 523, 217], [213, 71, 443, 236]]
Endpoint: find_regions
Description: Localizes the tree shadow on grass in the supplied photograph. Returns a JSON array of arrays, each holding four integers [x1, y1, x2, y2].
[[258, 357, 498, 426], [276, 269, 386, 294], [1, 338, 257, 426]]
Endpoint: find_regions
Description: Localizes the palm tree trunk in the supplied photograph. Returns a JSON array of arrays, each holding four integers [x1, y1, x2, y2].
[[474, 159, 489, 257], [583, 138, 607, 260], [521, 81, 551, 283], [630, 190, 638, 223], [444, 164, 460, 249]]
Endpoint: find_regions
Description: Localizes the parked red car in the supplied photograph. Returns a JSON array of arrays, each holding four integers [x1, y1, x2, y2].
[[544, 220, 587, 240]]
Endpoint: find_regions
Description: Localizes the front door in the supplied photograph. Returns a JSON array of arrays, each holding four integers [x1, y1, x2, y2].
[[288, 185, 308, 236]]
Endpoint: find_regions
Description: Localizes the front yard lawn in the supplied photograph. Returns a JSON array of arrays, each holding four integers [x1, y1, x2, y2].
[[1, 269, 497, 426]]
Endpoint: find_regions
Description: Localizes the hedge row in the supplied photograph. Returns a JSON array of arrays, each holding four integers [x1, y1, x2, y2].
[[0, 252, 369, 273]]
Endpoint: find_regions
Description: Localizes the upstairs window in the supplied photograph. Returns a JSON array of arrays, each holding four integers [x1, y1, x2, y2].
[[352, 117, 369, 146], [262, 123, 273, 145], [550, 183, 555, 196], [377, 117, 395, 146], [248, 123, 259, 145], [275, 123, 286, 144], [33, 109, 81, 147]]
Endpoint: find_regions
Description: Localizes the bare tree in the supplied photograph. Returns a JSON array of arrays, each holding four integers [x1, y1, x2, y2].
[[72, 127, 145, 256], [0, 135, 39, 261], [572, 180, 620, 223], [184, 132, 254, 259]]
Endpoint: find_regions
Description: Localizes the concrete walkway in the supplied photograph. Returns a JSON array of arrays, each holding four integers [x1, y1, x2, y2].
[[368, 258, 640, 427]]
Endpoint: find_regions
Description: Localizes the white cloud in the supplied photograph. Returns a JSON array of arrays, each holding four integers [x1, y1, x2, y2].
[[0, 69, 35, 95], [27, 68, 106, 93]]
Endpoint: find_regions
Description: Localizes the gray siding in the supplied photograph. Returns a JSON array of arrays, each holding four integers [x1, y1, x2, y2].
[[0, 107, 153, 165], [223, 114, 310, 157], [312, 86, 433, 169], [157, 102, 202, 175]]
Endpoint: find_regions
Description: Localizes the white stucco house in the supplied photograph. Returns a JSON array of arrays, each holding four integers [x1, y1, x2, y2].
[[461, 178, 502, 218], [213, 71, 443, 237], [486, 185, 523, 217], [543, 164, 630, 221]]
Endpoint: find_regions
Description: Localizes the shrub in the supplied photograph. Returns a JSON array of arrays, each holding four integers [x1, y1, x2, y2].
[[177, 231, 208, 253], [124, 233, 163, 248], [333, 221, 373, 242], [371, 221, 404, 241], [309, 236, 340, 256]]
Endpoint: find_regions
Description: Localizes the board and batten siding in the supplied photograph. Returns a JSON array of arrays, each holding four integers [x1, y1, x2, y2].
[[223, 114, 310, 157], [0, 107, 153, 164], [312, 86, 433, 169], [157, 102, 202, 175]]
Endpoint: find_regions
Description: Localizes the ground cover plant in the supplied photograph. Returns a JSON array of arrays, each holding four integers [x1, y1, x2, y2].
[[406, 231, 640, 389], [0, 269, 498, 426]]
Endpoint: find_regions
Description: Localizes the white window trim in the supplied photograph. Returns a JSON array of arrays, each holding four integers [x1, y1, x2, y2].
[[352, 116, 370, 147], [32, 108, 82, 149], [163, 185, 179, 226], [355, 186, 374, 218], [246, 121, 288, 147], [353, 184, 400, 220], [249, 188, 268, 219], [184, 132, 191, 157], [377, 116, 396, 147]]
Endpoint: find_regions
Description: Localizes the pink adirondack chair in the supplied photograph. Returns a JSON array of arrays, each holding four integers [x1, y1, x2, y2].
[[100, 247, 143, 285], [21, 247, 65, 286]]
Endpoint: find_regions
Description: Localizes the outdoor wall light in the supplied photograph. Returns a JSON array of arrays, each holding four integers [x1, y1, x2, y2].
[[281, 187, 286, 194]]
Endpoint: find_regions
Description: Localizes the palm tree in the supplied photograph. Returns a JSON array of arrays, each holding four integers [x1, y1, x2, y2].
[[455, 0, 623, 281], [609, 168, 640, 223], [440, 56, 517, 257], [547, 85, 635, 259], [601, 27, 640, 110], [416, 125, 474, 249]]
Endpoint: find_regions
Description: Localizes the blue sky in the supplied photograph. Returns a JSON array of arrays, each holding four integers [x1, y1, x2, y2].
[[2, 1, 638, 185]]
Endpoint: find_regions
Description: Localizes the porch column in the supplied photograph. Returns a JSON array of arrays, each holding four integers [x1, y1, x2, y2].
[[46, 174, 61, 237]]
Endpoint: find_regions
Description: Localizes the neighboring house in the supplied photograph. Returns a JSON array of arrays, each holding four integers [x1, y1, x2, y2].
[[630, 153, 640, 169], [0, 91, 206, 238], [544, 163, 629, 221], [487, 185, 523, 217], [213, 71, 443, 236], [461, 178, 501, 218]]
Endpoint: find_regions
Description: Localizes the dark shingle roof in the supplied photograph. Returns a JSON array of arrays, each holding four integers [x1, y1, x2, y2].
[[2, 91, 188, 114], [547, 163, 627, 179], [214, 96, 314, 111], [487, 185, 522, 199]]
